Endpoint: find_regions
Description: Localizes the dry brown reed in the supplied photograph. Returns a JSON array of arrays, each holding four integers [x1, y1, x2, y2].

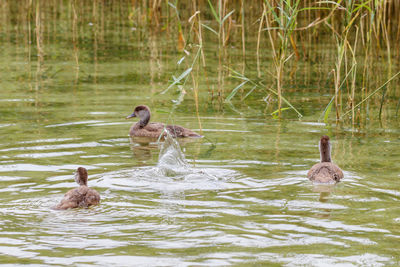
[[0, 0, 399, 122]]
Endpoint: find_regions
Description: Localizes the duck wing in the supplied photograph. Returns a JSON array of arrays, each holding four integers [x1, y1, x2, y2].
[[84, 188, 101, 206], [144, 122, 165, 132], [54, 188, 82, 210], [54, 186, 100, 209], [307, 162, 344, 182], [166, 125, 201, 137]]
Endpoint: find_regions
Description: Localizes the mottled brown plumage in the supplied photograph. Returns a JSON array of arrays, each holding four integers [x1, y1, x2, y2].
[[307, 135, 344, 183], [126, 105, 202, 138], [54, 167, 100, 210]]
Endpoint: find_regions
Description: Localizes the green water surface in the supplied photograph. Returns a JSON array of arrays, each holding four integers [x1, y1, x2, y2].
[[0, 2, 400, 266]]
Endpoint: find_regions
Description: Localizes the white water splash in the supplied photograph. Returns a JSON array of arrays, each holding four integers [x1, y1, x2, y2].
[[156, 133, 190, 177]]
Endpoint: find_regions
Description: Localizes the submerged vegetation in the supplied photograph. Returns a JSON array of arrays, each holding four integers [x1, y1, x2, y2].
[[1, 0, 399, 124]]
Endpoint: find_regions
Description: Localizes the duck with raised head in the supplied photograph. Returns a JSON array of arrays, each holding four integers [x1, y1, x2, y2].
[[54, 167, 100, 210], [126, 105, 202, 138], [307, 135, 344, 183]]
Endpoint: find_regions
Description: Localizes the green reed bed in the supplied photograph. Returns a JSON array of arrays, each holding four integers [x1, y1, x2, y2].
[[1, 0, 399, 124]]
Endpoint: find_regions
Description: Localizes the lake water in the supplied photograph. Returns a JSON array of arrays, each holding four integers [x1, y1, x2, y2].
[[0, 1, 400, 266]]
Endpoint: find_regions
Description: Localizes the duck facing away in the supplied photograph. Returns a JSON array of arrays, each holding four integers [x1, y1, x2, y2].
[[126, 105, 202, 138], [307, 135, 344, 183], [54, 167, 100, 210]]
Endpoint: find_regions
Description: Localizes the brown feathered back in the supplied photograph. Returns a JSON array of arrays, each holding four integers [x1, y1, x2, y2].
[[54, 167, 100, 210], [307, 136, 343, 183]]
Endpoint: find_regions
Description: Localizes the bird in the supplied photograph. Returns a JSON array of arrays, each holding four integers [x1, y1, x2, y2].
[[307, 135, 344, 183], [54, 167, 100, 210], [126, 105, 202, 138]]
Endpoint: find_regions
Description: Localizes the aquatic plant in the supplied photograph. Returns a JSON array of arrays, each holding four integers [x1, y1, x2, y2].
[[1, 0, 399, 124]]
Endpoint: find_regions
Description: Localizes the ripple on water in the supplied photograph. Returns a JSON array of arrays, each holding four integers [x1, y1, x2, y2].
[[45, 120, 104, 128], [0, 131, 397, 266]]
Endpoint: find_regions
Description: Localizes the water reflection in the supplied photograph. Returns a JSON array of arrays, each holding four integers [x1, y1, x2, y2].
[[129, 135, 203, 163], [129, 137, 157, 162], [1, 2, 400, 265]]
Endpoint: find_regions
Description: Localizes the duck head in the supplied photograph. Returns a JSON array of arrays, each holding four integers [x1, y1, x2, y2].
[[74, 167, 88, 186], [126, 105, 151, 128], [319, 135, 332, 163]]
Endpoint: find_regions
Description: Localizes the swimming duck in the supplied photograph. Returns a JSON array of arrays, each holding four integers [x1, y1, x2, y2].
[[307, 135, 344, 183], [54, 167, 100, 210], [126, 105, 202, 138]]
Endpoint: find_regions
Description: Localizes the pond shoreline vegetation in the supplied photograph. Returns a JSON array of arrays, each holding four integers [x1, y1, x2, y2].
[[2, 0, 399, 125], [1, 1, 400, 265]]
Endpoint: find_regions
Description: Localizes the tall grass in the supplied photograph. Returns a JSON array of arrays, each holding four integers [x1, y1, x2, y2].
[[1, 0, 399, 123], [262, 0, 302, 117]]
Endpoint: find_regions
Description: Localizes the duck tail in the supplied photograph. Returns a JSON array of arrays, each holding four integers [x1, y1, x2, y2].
[[188, 132, 203, 138]]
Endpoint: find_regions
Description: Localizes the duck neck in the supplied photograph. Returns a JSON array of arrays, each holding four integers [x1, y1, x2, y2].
[[320, 139, 331, 163], [75, 173, 88, 186], [139, 111, 150, 128]]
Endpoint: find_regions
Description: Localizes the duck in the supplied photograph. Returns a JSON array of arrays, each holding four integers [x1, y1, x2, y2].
[[126, 105, 202, 138], [54, 167, 100, 210], [307, 135, 344, 183]]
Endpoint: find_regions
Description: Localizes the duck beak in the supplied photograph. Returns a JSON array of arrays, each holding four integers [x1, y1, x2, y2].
[[126, 112, 136, 119]]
